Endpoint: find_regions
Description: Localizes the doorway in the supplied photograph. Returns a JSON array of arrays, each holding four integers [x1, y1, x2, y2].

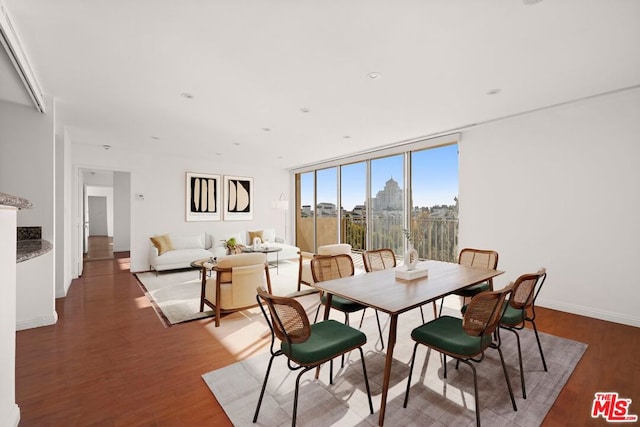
[[77, 169, 131, 272]]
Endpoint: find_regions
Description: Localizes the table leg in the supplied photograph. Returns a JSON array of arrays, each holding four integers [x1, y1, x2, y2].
[[378, 314, 398, 426], [199, 267, 207, 312]]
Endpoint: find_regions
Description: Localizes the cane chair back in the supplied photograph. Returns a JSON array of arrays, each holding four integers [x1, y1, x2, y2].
[[437, 248, 499, 317], [404, 285, 516, 427], [311, 253, 384, 350], [500, 268, 548, 399], [462, 287, 510, 339], [459, 248, 499, 271], [254, 287, 374, 425], [258, 288, 311, 345], [310, 253, 355, 282], [362, 248, 397, 272]]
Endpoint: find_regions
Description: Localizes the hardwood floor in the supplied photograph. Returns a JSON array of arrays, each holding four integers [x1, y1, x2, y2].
[[15, 257, 639, 426], [83, 235, 114, 261]]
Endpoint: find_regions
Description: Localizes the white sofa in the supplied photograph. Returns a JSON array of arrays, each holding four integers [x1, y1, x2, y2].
[[149, 228, 299, 272], [222, 228, 300, 264], [149, 232, 226, 272]]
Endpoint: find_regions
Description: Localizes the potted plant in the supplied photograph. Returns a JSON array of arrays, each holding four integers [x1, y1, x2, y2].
[[223, 237, 237, 255]]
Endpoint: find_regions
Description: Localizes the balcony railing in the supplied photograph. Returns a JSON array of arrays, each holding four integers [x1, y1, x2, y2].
[[343, 216, 459, 263]]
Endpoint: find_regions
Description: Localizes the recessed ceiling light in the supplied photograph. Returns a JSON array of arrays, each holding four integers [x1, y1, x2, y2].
[[233, 142, 241, 146], [151, 136, 160, 140], [300, 107, 310, 113], [487, 88, 502, 95], [102, 144, 111, 150], [343, 136, 351, 139], [215, 152, 222, 155], [181, 92, 194, 99], [262, 127, 271, 132], [277, 156, 284, 159], [368, 72, 382, 79]]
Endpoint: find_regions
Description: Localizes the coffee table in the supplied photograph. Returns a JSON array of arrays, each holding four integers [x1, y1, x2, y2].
[[190, 257, 216, 280], [242, 246, 283, 272]]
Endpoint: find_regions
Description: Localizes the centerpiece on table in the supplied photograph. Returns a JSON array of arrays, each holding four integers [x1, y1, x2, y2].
[[395, 229, 428, 280]]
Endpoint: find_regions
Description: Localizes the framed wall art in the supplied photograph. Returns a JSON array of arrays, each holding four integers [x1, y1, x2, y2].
[[186, 172, 221, 221], [223, 175, 253, 220]]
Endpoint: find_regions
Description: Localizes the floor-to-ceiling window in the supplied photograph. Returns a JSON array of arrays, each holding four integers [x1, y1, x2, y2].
[[315, 167, 338, 248], [294, 135, 459, 258], [410, 144, 459, 262], [370, 155, 405, 255], [341, 162, 367, 251], [296, 172, 315, 253]]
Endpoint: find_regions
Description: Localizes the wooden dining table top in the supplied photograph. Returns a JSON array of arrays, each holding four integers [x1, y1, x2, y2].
[[313, 259, 505, 315]]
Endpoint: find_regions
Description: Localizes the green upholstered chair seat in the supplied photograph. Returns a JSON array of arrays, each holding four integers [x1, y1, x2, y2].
[[320, 294, 367, 313], [455, 281, 490, 297], [500, 302, 525, 326], [282, 319, 367, 365], [411, 315, 491, 357]]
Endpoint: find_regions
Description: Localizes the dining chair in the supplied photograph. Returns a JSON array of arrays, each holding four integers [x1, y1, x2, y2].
[[253, 287, 374, 426], [404, 285, 517, 427], [311, 254, 385, 352], [438, 248, 499, 317], [362, 248, 397, 272], [500, 268, 548, 399], [200, 252, 271, 327], [362, 248, 423, 340], [297, 243, 352, 290]]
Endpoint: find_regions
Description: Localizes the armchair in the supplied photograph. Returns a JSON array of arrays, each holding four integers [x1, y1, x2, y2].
[[200, 252, 272, 327]]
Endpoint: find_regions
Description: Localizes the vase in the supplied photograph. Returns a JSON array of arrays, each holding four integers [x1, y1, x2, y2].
[[404, 243, 419, 271]]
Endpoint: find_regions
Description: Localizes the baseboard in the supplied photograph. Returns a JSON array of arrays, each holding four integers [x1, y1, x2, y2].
[[16, 311, 58, 331], [538, 298, 640, 327], [3, 403, 20, 427]]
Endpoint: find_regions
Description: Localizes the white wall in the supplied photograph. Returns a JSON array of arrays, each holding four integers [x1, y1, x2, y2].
[[55, 130, 73, 297], [86, 186, 113, 236], [113, 171, 131, 252], [71, 149, 290, 273], [0, 207, 20, 427], [459, 87, 640, 327], [0, 98, 57, 330]]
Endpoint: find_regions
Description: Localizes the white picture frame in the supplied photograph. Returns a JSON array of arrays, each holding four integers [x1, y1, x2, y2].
[[223, 175, 253, 220], [186, 172, 221, 222]]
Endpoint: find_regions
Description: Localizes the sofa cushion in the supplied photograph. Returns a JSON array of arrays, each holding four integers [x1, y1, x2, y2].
[[318, 243, 352, 255], [248, 230, 264, 243], [150, 234, 174, 255], [171, 233, 205, 250], [262, 228, 276, 243]]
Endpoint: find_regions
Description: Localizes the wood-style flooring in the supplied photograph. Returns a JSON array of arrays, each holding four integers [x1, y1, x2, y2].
[[83, 235, 114, 261], [15, 256, 639, 426]]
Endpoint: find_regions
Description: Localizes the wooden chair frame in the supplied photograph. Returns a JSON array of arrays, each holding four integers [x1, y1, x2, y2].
[[199, 261, 272, 327], [254, 288, 373, 426], [500, 268, 548, 398], [404, 286, 517, 427]]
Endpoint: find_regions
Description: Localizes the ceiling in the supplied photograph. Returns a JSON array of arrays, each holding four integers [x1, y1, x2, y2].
[[1, 0, 639, 170]]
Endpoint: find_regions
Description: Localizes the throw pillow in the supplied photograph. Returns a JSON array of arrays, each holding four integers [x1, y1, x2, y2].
[[248, 230, 264, 243], [150, 234, 174, 255]]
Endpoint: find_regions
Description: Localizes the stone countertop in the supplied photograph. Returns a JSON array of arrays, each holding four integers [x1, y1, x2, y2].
[[0, 192, 33, 209], [17, 239, 52, 263]]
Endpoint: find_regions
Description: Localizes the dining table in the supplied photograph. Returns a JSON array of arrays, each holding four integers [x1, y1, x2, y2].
[[314, 259, 504, 426]]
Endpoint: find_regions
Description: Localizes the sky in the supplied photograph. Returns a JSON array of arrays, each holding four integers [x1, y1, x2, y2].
[[300, 143, 458, 211]]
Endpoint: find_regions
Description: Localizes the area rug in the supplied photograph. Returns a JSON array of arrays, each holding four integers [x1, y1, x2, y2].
[[202, 306, 587, 427], [135, 260, 303, 326]]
